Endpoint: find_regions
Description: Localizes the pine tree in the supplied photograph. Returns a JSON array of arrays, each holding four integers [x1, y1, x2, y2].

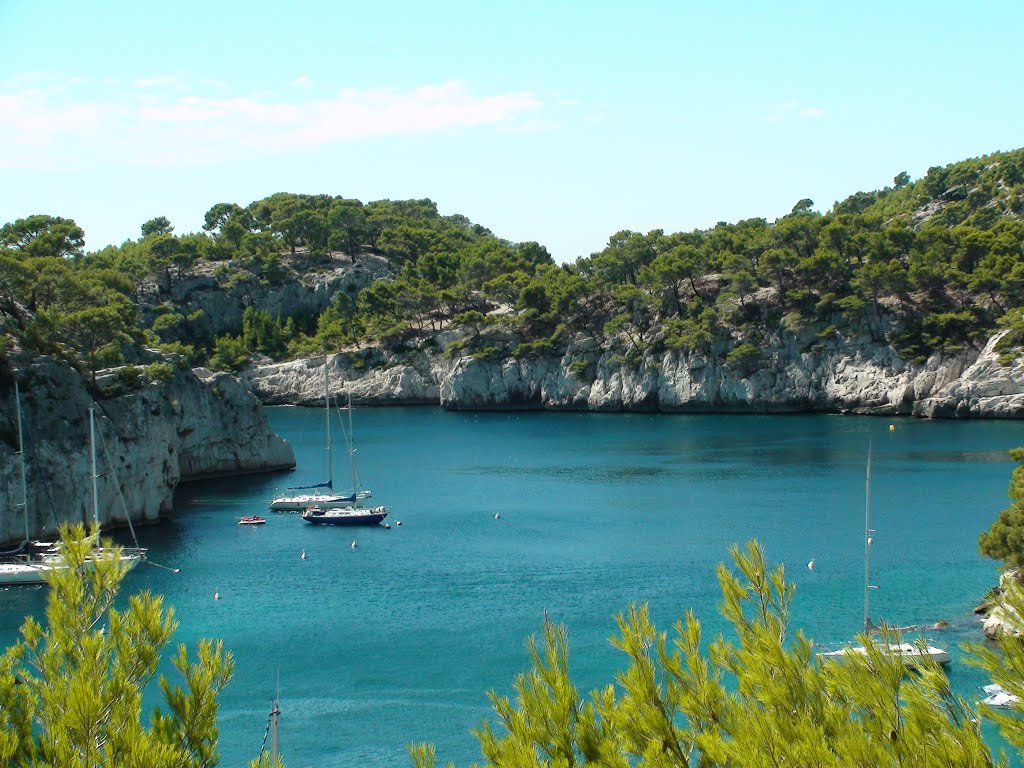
[[411, 541, 1009, 768], [0, 525, 234, 767]]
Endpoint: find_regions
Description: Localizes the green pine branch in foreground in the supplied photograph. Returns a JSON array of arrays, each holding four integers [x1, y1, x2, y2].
[[0, 525, 233, 768], [5, 530, 1024, 767]]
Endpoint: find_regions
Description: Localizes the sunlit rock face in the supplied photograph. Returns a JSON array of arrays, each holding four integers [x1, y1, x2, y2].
[[0, 358, 294, 544], [247, 328, 1024, 419]]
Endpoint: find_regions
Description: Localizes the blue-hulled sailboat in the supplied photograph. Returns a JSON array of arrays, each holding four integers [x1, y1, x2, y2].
[[301, 390, 389, 527]]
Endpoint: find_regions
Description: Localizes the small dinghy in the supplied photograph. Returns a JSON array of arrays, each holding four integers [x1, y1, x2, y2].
[[239, 516, 267, 526]]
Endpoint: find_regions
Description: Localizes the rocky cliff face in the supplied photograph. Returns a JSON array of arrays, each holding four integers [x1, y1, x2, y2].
[[138, 252, 390, 344], [0, 358, 294, 545], [245, 329, 1024, 417]]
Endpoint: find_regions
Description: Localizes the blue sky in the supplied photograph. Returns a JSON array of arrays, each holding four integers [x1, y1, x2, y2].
[[1, 1, 1022, 262]]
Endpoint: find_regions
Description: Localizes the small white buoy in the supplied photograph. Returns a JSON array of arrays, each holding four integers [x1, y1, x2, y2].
[[494, 513, 500, 520], [351, 540, 357, 549], [867, 536, 874, 545], [396, 521, 402, 526], [214, 591, 220, 600], [300, 550, 307, 560], [807, 558, 815, 571], [384, 523, 391, 529]]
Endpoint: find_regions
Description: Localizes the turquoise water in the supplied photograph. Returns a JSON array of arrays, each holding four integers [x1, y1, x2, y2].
[[2, 409, 1023, 766]]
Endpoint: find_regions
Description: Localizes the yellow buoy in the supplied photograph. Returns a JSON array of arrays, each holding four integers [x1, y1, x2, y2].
[[889, 424, 895, 432]]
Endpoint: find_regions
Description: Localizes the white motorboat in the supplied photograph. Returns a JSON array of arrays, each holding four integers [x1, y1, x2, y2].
[[981, 683, 1020, 708]]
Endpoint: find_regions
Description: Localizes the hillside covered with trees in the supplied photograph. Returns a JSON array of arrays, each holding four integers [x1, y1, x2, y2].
[[2, 147, 1024, 389]]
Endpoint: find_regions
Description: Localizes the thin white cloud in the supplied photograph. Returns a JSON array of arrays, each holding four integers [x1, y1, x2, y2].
[[134, 74, 184, 89], [0, 78, 545, 170], [762, 101, 826, 123], [799, 106, 825, 119], [292, 75, 312, 88]]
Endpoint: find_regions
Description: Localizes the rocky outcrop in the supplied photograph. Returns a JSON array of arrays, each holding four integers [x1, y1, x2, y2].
[[977, 571, 1024, 639], [0, 358, 294, 545], [138, 251, 391, 344], [245, 327, 1024, 418], [918, 331, 1024, 418]]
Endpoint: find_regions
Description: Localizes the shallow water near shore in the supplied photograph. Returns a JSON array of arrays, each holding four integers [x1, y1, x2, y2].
[[2, 408, 1023, 766]]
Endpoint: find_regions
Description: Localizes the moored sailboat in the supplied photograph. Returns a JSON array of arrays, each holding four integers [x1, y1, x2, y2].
[[2, 384, 145, 584], [269, 358, 373, 512], [301, 391, 389, 527], [817, 441, 950, 669], [0, 375, 65, 586]]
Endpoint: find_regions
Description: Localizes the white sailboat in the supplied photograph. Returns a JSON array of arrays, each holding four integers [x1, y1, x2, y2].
[[269, 359, 372, 512], [0, 375, 64, 586], [75, 404, 147, 570], [2, 384, 145, 585], [818, 442, 950, 669]]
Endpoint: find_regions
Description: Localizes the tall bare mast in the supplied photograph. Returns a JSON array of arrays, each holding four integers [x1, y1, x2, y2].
[[270, 671, 281, 764], [864, 438, 878, 631], [324, 357, 332, 490], [348, 392, 357, 496], [89, 404, 100, 528], [14, 375, 29, 542]]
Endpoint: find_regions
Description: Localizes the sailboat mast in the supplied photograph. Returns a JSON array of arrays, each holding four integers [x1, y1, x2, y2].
[[864, 439, 873, 632], [89, 404, 100, 528], [269, 695, 281, 763], [324, 357, 332, 490], [348, 391, 357, 495], [14, 376, 30, 542]]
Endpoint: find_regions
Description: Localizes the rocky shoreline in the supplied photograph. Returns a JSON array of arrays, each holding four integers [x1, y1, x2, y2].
[[245, 328, 1024, 418], [0, 357, 294, 545]]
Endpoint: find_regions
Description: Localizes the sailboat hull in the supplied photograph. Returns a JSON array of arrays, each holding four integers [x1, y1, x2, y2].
[[270, 490, 372, 512], [301, 506, 389, 526], [818, 642, 951, 669], [0, 552, 142, 586], [0, 561, 55, 585]]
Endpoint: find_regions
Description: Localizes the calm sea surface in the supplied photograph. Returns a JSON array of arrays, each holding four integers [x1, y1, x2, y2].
[[3, 408, 1024, 766]]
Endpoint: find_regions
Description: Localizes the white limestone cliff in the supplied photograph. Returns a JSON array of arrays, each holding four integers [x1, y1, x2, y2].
[[0, 359, 294, 544], [246, 329, 1024, 418]]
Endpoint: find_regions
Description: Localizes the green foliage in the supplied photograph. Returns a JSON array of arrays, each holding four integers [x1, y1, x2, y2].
[[242, 307, 287, 358], [209, 335, 249, 372], [470, 346, 504, 361], [3, 147, 1024, 376], [725, 341, 763, 372], [146, 361, 176, 383], [567, 359, 595, 381], [0, 525, 233, 767], [141, 216, 174, 238], [979, 447, 1024, 568], [664, 306, 721, 353], [113, 364, 144, 387], [416, 541, 1006, 768], [156, 342, 196, 364]]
